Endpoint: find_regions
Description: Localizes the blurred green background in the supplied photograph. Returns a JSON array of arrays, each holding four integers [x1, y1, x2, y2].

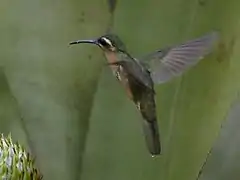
[[1, 0, 240, 179]]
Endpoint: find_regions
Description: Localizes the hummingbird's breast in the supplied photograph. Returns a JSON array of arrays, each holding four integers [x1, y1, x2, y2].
[[104, 51, 134, 100]]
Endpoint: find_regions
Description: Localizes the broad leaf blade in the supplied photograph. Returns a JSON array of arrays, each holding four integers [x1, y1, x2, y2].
[[0, 0, 110, 179], [80, 0, 240, 180], [198, 101, 240, 180]]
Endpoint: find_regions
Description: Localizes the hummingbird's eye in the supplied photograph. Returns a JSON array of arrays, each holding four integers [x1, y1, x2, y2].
[[98, 37, 113, 48]]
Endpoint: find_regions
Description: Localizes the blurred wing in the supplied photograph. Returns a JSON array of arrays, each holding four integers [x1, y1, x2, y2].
[[140, 32, 219, 84]]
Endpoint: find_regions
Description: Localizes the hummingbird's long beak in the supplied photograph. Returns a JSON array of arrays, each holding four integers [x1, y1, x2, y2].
[[69, 39, 97, 45]]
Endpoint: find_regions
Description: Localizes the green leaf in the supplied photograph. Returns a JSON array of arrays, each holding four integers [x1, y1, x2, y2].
[[1, 0, 240, 179], [197, 100, 240, 180], [80, 0, 240, 180], [0, 0, 111, 179], [0, 69, 29, 150]]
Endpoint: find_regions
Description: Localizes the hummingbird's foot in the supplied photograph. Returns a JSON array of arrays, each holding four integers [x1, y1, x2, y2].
[[136, 102, 141, 111], [114, 70, 121, 81]]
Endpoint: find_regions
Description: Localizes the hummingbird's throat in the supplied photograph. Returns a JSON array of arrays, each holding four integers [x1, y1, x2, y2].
[[104, 51, 119, 71], [101, 46, 116, 52]]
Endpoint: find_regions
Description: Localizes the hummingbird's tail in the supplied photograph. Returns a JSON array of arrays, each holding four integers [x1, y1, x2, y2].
[[136, 86, 161, 156], [142, 117, 161, 156]]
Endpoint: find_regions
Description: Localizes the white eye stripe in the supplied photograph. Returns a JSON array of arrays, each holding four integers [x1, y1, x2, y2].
[[102, 37, 113, 47]]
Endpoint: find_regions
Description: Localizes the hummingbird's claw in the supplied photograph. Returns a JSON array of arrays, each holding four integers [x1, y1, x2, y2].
[[136, 102, 141, 111]]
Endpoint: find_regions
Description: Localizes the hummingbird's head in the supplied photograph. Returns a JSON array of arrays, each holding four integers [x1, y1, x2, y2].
[[69, 34, 126, 52]]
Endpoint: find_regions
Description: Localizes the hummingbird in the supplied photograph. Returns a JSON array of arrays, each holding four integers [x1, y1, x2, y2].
[[69, 32, 218, 156]]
